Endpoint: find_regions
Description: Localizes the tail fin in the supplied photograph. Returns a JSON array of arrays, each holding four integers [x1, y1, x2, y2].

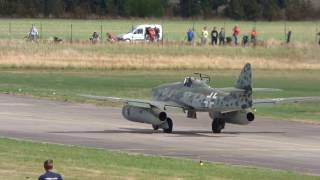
[[235, 63, 252, 91]]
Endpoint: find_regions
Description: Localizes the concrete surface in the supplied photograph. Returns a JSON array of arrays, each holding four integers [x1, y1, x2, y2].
[[0, 94, 319, 175]]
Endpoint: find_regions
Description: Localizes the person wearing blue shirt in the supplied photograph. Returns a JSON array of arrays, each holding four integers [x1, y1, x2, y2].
[[186, 29, 194, 44], [38, 160, 63, 180]]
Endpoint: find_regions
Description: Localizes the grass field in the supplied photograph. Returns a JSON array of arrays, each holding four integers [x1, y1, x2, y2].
[[0, 19, 319, 43], [0, 69, 319, 122], [0, 138, 318, 180], [0, 41, 319, 70]]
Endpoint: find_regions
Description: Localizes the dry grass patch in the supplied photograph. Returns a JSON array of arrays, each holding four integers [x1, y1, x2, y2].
[[0, 40, 319, 70]]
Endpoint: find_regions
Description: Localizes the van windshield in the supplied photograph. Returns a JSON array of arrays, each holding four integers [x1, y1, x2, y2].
[[129, 26, 137, 33]]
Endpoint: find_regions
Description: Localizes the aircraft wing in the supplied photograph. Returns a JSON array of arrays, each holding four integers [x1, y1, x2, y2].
[[79, 94, 188, 111], [253, 96, 320, 106]]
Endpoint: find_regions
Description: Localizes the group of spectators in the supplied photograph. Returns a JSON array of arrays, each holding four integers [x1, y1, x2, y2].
[[187, 25, 257, 46], [26, 24, 319, 46]]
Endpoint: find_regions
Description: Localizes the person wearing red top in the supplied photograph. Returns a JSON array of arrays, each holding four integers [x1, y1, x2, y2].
[[250, 28, 257, 46], [233, 25, 240, 45]]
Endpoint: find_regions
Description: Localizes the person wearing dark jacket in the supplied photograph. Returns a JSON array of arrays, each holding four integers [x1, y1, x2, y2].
[[219, 27, 225, 45], [211, 27, 218, 46], [38, 160, 63, 180]]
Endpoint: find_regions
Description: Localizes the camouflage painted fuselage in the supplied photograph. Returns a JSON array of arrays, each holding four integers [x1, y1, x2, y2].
[[152, 79, 252, 112]]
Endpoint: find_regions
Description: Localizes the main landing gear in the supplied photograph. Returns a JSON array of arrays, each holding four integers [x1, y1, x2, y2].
[[212, 118, 225, 133], [152, 118, 173, 133], [163, 118, 173, 133]]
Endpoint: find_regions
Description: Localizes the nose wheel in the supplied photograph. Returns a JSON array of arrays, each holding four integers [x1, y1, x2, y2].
[[163, 118, 173, 133], [152, 124, 159, 130], [212, 118, 225, 133]]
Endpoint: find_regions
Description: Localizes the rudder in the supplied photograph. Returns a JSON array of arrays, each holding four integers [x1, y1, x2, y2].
[[235, 63, 252, 91]]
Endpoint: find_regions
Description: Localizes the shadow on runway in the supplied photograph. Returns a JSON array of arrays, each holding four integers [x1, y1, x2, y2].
[[49, 128, 285, 137], [223, 131, 286, 135], [49, 128, 221, 137]]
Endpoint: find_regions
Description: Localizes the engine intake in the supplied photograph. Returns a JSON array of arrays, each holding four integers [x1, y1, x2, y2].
[[151, 109, 167, 121], [247, 112, 255, 121]]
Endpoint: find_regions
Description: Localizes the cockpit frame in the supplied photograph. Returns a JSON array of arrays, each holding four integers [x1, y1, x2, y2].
[[194, 73, 210, 83]]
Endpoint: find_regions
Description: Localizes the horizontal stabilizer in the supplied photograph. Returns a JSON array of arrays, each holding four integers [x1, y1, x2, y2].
[[254, 96, 320, 106], [252, 88, 283, 92], [218, 87, 282, 93]]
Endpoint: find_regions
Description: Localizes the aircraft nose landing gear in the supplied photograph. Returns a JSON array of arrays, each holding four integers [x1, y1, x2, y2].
[[212, 118, 225, 133], [152, 124, 159, 130]]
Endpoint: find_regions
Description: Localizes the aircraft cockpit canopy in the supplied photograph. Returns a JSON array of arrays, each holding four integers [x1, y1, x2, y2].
[[194, 73, 210, 84], [183, 76, 210, 88]]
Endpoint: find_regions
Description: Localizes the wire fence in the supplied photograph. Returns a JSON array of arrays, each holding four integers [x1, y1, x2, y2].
[[0, 19, 319, 44]]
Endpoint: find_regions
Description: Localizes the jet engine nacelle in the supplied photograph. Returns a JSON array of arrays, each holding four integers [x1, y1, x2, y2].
[[210, 110, 255, 125], [122, 105, 167, 125], [224, 110, 255, 125]]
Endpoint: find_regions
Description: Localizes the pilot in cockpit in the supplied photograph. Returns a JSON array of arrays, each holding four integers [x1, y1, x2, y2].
[[183, 77, 193, 87]]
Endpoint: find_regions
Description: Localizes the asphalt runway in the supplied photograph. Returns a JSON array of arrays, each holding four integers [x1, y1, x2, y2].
[[0, 94, 319, 175]]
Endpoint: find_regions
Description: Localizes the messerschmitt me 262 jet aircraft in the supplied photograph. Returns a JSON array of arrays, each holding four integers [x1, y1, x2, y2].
[[81, 63, 320, 133]]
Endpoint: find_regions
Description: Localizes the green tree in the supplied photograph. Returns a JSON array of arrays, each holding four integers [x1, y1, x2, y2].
[[263, 0, 282, 21], [212, 0, 227, 16], [180, 0, 201, 17], [0, 0, 19, 16], [285, 0, 302, 20], [200, 0, 211, 18], [243, 0, 260, 20], [228, 0, 244, 20]]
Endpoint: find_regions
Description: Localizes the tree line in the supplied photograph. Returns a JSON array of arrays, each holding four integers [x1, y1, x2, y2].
[[0, 0, 318, 20]]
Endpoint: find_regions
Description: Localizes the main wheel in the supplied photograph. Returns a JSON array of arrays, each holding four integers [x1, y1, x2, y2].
[[212, 118, 224, 133], [163, 118, 173, 133], [152, 124, 159, 130]]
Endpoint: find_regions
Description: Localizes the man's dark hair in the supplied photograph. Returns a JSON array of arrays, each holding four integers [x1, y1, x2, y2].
[[44, 159, 53, 170]]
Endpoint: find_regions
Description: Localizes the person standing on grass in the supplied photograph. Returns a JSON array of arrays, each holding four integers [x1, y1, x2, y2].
[[211, 27, 218, 46], [90, 32, 100, 44], [29, 24, 39, 42], [201, 26, 209, 46], [38, 159, 63, 180], [233, 25, 240, 45], [250, 27, 257, 46], [219, 27, 225, 45], [186, 28, 194, 45]]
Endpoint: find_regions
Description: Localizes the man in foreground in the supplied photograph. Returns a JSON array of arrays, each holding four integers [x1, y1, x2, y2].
[[38, 159, 63, 180]]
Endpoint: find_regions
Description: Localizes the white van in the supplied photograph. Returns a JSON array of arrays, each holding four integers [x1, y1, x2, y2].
[[117, 24, 163, 42]]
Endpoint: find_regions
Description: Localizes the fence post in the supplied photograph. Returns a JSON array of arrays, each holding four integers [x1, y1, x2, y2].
[[316, 22, 319, 44], [40, 22, 42, 39], [70, 24, 73, 44], [100, 22, 103, 43], [161, 19, 164, 46], [284, 21, 287, 43], [9, 22, 11, 38]]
